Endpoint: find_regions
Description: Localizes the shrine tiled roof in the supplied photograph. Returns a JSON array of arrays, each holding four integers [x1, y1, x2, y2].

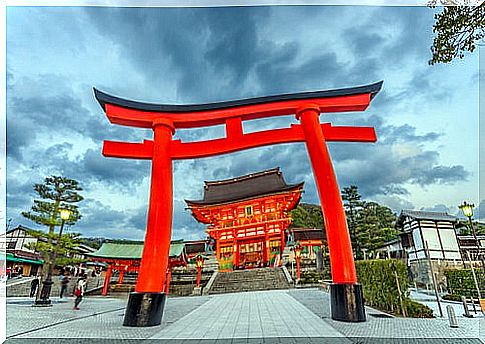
[[88, 241, 185, 260], [185, 168, 304, 206], [292, 228, 326, 242], [396, 210, 457, 228]]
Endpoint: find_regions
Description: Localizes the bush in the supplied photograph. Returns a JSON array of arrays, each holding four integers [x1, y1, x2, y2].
[[356, 259, 408, 315], [445, 269, 484, 299], [300, 271, 324, 284], [356, 259, 434, 318], [404, 300, 434, 318]]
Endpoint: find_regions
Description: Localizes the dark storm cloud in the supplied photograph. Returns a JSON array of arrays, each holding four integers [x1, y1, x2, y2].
[[6, 177, 37, 225], [76, 199, 146, 239], [6, 75, 150, 163], [81, 148, 150, 188], [85, 7, 271, 102]]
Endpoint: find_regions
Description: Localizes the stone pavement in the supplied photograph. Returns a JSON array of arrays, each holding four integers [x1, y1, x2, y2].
[[3, 288, 485, 343]]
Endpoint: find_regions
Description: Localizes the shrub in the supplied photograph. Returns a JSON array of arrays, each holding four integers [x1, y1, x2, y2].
[[300, 271, 324, 284], [445, 269, 484, 299], [356, 259, 408, 315], [356, 259, 434, 318], [404, 300, 434, 318]]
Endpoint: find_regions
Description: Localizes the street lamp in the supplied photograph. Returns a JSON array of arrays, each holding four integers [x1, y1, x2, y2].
[[195, 254, 204, 288], [459, 202, 478, 244], [294, 243, 302, 282], [458, 201, 484, 300], [35, 208, 72, 306]]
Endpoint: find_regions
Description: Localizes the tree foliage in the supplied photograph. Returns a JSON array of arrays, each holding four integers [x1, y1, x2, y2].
[[354, 202, 399, 255], [430, 4, 485, 64], [341, 186, 398, 260], [25, 229, 85, 266], [290, 203, 324, 229], [342, 185, 364, 253], [290, 187, 398, 260], [21, 176, 84, 270]]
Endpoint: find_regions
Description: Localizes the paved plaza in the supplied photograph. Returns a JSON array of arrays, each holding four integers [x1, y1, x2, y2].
[[3, 288, 485, 343]]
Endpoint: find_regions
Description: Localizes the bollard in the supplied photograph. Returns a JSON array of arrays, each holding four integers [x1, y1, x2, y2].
[[447, 305, 459, 328], [462, 296, 472, 318]]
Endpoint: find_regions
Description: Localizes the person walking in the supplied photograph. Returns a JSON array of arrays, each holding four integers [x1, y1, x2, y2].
[[73, 275, 86, 310], [30, 276, 40, 297], [60, 275, 70, 298]]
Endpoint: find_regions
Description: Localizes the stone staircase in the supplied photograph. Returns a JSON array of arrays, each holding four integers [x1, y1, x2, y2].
[[208, 267, 290, 294]]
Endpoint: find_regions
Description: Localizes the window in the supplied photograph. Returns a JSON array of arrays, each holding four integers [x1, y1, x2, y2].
[[245, 206, 253, 217], [7, 241, 17, 250]]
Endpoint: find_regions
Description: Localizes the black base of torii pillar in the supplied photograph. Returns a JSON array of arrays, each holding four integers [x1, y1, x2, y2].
[[123, 292, 166, 327], [330, 284, 366, 322]]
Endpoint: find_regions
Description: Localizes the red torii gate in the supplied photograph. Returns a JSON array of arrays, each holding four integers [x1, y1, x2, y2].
[[94, 81, 383, 326]]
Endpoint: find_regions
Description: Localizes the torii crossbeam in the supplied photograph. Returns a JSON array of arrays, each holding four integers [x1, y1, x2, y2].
[[95, 80, 383, 327]]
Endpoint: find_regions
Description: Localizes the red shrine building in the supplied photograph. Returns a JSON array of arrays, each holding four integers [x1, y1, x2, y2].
[[186, 168, 303, 271]]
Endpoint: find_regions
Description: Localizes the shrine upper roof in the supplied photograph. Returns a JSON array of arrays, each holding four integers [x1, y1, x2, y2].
[[88, 241, 185, 260], [396, 210, 457, 229], [186, 168, 304, 206], [94, 81, 383, 113]]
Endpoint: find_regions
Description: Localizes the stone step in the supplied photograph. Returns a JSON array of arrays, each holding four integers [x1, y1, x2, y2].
[[208, 267, 290, 295]]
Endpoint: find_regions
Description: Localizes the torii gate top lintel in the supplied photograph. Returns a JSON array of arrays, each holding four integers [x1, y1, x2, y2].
[[94, 80, 382, 129]]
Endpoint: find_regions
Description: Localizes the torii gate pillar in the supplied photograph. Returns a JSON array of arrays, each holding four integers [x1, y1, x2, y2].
[[123, 119, 174, 327], [298, 108, 365, 321]]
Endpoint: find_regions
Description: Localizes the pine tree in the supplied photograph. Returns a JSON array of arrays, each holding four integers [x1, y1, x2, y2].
[[342, 186, 364, 256], [22, 176, 83, 302]]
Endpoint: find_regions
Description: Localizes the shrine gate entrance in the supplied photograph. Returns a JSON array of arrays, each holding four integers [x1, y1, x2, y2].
[[95, 80, 383, 327]]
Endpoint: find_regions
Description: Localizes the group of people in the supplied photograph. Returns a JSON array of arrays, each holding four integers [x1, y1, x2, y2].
[[29, 273, 88, 310], [6, 265, 24, 279]]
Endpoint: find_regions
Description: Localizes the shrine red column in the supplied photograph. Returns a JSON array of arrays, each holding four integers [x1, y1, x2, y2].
[[233, 237, 239, 269], [118, 270, 125, 284], [165, 267, 172, 295], [298, 107, 365, 322], [263, 232, 269, 266], [124, 118, 174, 327], [102, 265, 112, 296]]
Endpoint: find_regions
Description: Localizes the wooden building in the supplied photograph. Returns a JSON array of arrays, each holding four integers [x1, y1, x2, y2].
[[0, 226, 44, 277], [186, 168, 303, 271], [396, 210, 461, 261], [396, 210, 462, 286]]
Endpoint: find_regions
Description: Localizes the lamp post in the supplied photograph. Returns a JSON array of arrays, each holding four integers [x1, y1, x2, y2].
[[458, 201, 484, 300], [294, 243, 302, 282], [458, 201, 480, 250], [195, 254, 204, 288], [35, 208, 71, 306]]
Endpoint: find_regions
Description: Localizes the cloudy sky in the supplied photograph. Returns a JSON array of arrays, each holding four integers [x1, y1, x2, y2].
[[5, 4, 482, 241]]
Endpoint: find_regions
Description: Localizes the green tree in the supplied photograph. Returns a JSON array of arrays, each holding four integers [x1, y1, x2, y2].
[[342, 186, 364, 253], [25, 229, 86, 266], [354, 202, 398, 258], [429, 4, 485, 65], [290, 203, 324, 229], [22, 176, 83, 301]]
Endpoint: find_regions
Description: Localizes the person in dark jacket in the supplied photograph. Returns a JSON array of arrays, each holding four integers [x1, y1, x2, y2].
[[60, 275, 70, 298], [30, 276, 40, 297]]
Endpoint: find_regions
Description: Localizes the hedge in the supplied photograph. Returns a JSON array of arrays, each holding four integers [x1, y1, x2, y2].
[[445, 269, 485, 299], [356, 259, 433, 318]]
